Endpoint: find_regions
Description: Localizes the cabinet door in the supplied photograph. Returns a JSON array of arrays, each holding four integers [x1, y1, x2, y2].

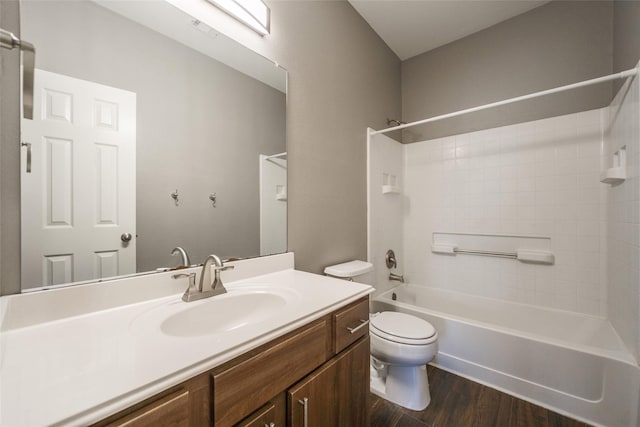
[[236, 394, 286, 427], [288, 337, 370, 427], [213, 320, 329, 426], [287, 358, 339, 427], [336, 337, 370, 427], [92, 373, 209, 427]]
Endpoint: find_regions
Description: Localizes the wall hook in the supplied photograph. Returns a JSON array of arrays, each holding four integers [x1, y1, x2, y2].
[[171, 189, 179, 206], [209, 193, 216, 208]]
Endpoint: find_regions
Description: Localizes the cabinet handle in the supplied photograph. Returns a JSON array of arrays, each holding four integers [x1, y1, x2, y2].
[[264, 423, 275, 427], [346, 319, 369, 334], [297, 397, 308, 427]]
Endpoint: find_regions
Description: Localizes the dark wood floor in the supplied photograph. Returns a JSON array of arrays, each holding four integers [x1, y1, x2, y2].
[[370, 366, 591, 427]]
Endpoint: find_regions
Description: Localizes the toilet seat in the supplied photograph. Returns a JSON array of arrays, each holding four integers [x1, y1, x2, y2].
[[370, 312, 437, 345]]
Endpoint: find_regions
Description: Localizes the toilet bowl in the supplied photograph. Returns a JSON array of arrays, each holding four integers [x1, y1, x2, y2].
[[369, 311, 438, 410], [323, 260, 439, 411]]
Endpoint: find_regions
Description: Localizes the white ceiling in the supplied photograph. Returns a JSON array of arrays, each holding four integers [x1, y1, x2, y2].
[[348, 0, 551, 61]]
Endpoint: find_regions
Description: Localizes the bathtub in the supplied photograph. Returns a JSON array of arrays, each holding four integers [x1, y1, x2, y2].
[[371, 284, 640, 427]]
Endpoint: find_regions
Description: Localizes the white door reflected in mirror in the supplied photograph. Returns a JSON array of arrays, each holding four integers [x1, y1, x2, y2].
[[21, 69, 136, 290]]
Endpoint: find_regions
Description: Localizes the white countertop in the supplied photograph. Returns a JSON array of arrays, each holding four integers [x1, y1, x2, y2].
[[0, 266, 372, 426]]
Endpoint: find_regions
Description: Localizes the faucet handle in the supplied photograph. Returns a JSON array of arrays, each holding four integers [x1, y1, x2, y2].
[[211, 264, 234, 292], [173, 272, 196, 280], [173, 272, 197, 301]]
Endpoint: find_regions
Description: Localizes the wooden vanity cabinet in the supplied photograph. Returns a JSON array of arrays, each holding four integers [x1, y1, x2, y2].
[[211, 319, 331, 426], [288, 337, 370, 427], [223, 296, 370, 427], [94, 296, 370, 427]]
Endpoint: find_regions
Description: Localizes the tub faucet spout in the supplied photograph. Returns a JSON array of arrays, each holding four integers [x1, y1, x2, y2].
[[389, 273, 404, 283]]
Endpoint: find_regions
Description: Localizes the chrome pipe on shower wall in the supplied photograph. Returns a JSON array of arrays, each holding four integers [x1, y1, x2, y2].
[[0, 28, 35, 119]]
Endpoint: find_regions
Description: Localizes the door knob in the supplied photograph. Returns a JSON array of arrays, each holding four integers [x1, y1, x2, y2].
[[121, 233, 133, 242]]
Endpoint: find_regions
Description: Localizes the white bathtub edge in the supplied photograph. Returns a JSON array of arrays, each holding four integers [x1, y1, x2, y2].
[[378, 289, 636, 366]]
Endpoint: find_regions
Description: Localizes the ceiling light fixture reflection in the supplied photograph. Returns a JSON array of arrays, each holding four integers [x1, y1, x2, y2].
[[206, 0, 270, 36]]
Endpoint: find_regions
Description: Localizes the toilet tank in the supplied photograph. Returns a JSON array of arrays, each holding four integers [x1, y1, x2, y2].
[[324, 260, 374, 285]]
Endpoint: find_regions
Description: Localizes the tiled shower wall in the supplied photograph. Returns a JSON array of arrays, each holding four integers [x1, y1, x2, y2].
[[605, 71, 640, 362], [402, 109, 607, 316], [370, 109, 608, 316]]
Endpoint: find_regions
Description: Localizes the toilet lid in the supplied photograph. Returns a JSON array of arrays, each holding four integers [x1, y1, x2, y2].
[[370, 312, 436, 342]]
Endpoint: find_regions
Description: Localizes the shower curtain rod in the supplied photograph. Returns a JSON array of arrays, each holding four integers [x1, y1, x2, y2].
[[369, 67, 639, 136], [264, 151, 287, 159]]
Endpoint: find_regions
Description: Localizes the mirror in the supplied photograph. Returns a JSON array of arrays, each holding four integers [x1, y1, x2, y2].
[[19, 0, 287, 291]]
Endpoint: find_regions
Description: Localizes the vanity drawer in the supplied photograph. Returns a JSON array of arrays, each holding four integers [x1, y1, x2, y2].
[[212, 319, 330, 427], [334, 297, 370, 353], [106, 389, 190, 427]]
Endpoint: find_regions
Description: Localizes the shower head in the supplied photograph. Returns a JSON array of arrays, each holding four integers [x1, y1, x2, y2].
[[386, 118, 406, 127]]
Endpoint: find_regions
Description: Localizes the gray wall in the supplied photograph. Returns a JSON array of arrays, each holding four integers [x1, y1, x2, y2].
[[256, 2, 402, 273], [613, 0, 640, 92], [401, 1, 614, 142], [21, 1, 286, 274], [0, 0, 21, 296]]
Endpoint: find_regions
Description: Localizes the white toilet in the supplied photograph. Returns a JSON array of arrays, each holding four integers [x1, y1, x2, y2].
[[324, 260, 439, 411], [369, 311, 438, 410]]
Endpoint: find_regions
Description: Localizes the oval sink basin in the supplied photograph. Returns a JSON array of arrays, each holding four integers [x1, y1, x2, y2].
[[160, 291, 288, 337]]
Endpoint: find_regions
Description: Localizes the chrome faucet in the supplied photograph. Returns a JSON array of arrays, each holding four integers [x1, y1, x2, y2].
[[389, 272, 405, 283], [386, 249, 404, 283], [173, 254, 234, 302], [171, 246, 191, 267], [199, 254, 234, 295]]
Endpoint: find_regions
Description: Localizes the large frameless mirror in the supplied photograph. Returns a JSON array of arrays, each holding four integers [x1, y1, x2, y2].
[[19, 0, 287, 291]]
